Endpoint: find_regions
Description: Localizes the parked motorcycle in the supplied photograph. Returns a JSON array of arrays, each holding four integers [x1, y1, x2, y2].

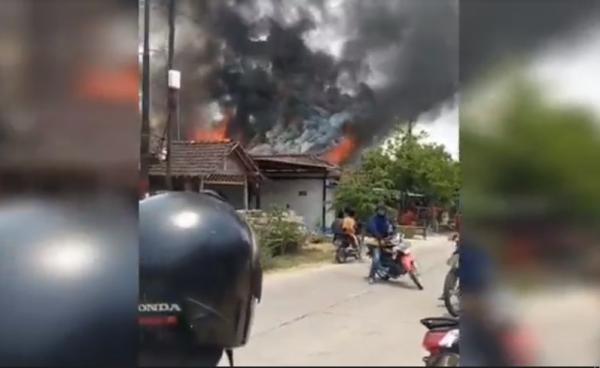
[[420, 317, 459, 367], [370, 233, 424, 290], [333, 234, 362, 263], [442, 245, 460, 317]]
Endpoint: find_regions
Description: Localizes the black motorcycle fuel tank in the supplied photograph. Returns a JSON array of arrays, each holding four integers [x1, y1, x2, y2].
[[139, 191, 261, 351]]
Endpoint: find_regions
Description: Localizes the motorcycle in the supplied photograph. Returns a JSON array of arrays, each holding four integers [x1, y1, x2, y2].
[[333, 234, 362, 263], [420, 317, 459, 367], [370, 233, 424, 290], [442, 238, 460, 316]]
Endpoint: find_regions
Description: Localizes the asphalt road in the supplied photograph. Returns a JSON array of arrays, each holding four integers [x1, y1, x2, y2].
[[220, 235, 455, 366]]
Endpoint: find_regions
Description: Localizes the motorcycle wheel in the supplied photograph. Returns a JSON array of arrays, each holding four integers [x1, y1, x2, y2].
[[356, 244, 363, 261], [427, 352, 459, 367], [334, 247, 346, 264], [409, 270, 424, 290], [443, 270, 460, 317]]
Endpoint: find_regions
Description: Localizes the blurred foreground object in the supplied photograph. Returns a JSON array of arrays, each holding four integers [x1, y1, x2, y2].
[[0, 0, 138, 193], [138, 192, 262, 366], [461, 74, 600, 366], [0, 196, 137, 366], [460, 1, 600, 365], [0, 0, 138, 365]]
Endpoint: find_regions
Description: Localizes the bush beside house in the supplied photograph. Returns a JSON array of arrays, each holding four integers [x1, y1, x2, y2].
[[239, 207, 309, 269]]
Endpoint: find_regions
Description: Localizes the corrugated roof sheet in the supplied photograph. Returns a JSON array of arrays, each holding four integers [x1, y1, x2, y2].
[[251, 154, 337, 170]]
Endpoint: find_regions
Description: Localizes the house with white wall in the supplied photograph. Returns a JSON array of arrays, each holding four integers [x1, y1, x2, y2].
[[252, 154, 341, 232], [147, 141, 341, 231]]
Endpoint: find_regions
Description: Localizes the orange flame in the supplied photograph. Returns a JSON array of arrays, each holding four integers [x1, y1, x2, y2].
[[77, 64, 138, 103], [324, 134, 357, 165], [193, 112, 231, 142]]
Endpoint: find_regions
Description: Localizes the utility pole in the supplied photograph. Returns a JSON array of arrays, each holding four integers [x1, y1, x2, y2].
[[165, 0, 177, 190], [140, 0, 151, 198], [406, 118, 415, 195]]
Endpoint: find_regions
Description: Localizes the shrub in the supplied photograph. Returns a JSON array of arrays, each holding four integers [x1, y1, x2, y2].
[[240, 207, 308, 265], [309, 233, 331, 244]]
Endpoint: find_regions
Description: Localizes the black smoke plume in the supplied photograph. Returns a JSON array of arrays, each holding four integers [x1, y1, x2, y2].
[[148, 0, 458, 159]]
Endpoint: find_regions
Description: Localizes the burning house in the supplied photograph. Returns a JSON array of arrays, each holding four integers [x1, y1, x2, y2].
[[147, 0, 458, 165], [147, 139, 340, 231], [144, 0, 459, 227], [148, 140, 262, 210]]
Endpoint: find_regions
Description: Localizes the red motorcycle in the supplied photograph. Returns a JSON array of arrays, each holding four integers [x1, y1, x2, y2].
[[420, 317, 459, 367], [370, 233, 424, 290], [420, 315, 536, 366]]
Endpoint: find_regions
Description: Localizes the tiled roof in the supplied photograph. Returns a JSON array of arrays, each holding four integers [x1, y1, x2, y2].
[[205, 174, 247, 183], [149, 141, 260, 178]]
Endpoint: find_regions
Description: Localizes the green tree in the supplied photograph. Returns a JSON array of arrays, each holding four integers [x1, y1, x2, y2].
[[334, 125, 460, 221], [333, 166, 395, 221], [386, 127, 461, 205]]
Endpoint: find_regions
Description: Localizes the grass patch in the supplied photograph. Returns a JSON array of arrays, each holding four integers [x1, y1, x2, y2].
[[265, 242, 333, 273]]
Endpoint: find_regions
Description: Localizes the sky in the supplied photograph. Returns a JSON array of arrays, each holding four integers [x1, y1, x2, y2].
[[415, 103, 459, 160], [405, 20, 600, 163], [530, 23, 600, 120]]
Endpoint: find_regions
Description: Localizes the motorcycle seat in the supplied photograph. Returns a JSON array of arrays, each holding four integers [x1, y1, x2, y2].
[[420, 317, 459, 330]]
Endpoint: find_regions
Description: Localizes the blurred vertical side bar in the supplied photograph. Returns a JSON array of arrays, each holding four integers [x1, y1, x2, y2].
[[460, 0, 600, 366], [0, 0, 138, 366]]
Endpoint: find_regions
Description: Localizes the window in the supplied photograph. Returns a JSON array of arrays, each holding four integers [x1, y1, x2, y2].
[[298, 190, 307, 196]]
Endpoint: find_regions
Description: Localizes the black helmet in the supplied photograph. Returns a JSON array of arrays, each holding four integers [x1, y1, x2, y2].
[[138, 191, 262, 366]]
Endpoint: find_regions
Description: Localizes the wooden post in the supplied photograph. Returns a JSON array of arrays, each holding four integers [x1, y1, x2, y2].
[[255, 182, 261, 209], [322, 176, 327, 233], [244, 179, 249, 210]]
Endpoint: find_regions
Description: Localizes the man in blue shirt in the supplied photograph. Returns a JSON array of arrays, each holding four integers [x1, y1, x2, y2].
[[366, 204, 394, 284]]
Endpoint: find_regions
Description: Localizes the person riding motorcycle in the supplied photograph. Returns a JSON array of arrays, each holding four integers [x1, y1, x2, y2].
[[331, 210, 345, 241], [365, 204, 394, 284], [138, 191, 262, 366], [341, 207, 359, 250]]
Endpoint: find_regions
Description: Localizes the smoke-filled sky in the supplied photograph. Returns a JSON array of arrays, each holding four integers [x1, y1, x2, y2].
[[531, 23, 600, 119], [146, 0, 458, 161]]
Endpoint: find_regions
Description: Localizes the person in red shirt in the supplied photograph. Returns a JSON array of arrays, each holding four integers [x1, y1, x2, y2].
[[399, 207, 417, 226]]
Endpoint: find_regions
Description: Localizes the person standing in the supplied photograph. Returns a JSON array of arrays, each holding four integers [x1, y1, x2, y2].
[[331, 209, 345, 240], [399, 206, 417, 226], [431, 205, 440, 233], [441, 209, 450, 228]]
